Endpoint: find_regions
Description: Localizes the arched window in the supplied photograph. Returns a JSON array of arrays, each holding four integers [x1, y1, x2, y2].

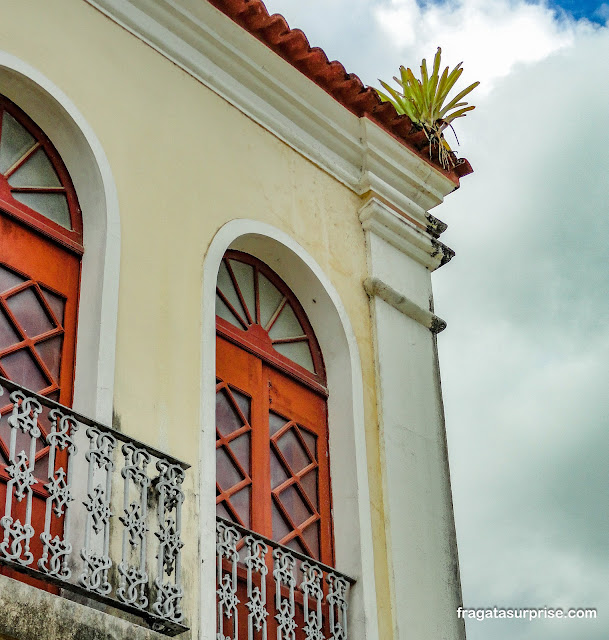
[[0, 94, 83, 400], [0, 94, 83, 574], [215, 250, 333, 564]]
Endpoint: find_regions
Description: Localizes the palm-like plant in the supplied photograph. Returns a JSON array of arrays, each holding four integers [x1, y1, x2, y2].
[[375, 47, 479, 170]]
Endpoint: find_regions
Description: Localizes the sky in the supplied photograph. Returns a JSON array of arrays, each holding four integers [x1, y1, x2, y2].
[[261, 1, 609, 638]]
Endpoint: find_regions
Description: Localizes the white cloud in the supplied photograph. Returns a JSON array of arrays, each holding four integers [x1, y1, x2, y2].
[[594, 2, 609, 21], [433, 22, 609, 640], [374, 0, 591, 91]]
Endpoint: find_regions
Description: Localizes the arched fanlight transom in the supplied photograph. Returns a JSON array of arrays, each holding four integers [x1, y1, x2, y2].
[[215, 251, 325, 387], [0, 95, 82, 245]]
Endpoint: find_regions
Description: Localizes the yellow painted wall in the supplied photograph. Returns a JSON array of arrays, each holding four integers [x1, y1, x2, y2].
[[0, 0, 391, 636]]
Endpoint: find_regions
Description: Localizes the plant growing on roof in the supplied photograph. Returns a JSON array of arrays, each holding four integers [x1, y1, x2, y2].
[[375, 47, 479, 170]]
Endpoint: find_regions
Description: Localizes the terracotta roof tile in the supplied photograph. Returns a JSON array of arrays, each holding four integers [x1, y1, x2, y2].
[[207, 0, 473, 184]]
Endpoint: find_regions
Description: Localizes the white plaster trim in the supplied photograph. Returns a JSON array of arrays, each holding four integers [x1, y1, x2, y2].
[[364, 277, 446, 333], [359, 197, 453, 272], [0, 53, 120, 424], [85, 0, 456, 223], [200, 221, 379, 640]]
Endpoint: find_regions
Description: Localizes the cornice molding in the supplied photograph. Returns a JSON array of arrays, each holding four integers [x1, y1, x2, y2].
[[85, 0, 456, 225], [359, 197, 454, 271]]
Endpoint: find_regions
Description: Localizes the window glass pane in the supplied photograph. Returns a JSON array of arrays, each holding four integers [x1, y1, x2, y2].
[[8, 148, 61, 187], [228, 433, 251, 475], [258, 273, 283, 329], [0, 264, 26, 294], [285, 537, 306, 556], [215, 295, 241, 329], [277, 483, 312, 527], [217, 261, 246, 324], [34, 451, 50, 481], [0, 112, 35, 174], [272, 501, 292, 540], [277, 428, 312, 473], [230, 388, 251, 423], [0, 348, 48, 391], [302, 521, 320, 558], [216, 501, 232, 521], [11, 192, 71, 229], [268, 304, 304, 340], [300, 428, 317, 459], [270, 448, 289, 489], [216, 446, 243, 490], [0, 309, 20, 350], [229, 486, 251, 528], [269, 411, 287, 436], [35, 335, 63, 381], [39, 287, 65, 326], [6, 287, 55, 337], [273, 341, 315, 372], [228, 260, 255, 322], [300, 471, 318, 509], [216, 389, 245, 437]]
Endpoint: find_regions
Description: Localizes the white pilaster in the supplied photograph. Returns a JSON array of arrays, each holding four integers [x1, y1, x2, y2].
[[360, 196, 465, 640]]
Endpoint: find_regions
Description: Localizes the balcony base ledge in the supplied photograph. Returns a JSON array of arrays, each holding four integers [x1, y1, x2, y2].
[[0, 574, 172, 640]]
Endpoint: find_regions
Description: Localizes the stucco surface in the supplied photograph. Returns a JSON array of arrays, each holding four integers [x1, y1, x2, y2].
[[0, 0, 390, 637], [0, 574, 171, 640]]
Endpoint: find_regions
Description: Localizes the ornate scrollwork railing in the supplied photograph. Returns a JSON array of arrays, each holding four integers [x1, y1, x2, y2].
[[216, 517, 354, 640], [0, 377, 189, 636]]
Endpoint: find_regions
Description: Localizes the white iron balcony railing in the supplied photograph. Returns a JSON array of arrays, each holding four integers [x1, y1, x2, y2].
[[216, 516, 354, 640], [0, 376, 189, 636]]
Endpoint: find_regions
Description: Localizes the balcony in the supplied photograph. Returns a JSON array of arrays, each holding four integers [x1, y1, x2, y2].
[[216, 516, 354, 640], [0, 376, 189, 636]]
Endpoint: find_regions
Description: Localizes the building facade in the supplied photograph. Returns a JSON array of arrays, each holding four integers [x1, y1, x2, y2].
[[0, 1, 470, 639]]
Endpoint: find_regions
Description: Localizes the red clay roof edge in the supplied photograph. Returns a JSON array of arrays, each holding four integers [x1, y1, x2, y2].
[[207, 0, 473, 186]]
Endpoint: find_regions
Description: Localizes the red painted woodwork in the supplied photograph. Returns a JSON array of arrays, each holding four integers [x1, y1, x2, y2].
[[0, 95, 83, 254], [216, 253, 333, 566], [0, 95, 82, 590], [216, 250, 326, 396]]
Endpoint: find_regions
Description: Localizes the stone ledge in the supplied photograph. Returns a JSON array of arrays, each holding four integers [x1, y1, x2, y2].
[[363, 277, 447, 333], [0, 574, 174, 640]]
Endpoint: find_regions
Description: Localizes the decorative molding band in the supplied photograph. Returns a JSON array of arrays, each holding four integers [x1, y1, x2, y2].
[[364, 277, 446, 334], [85, 0, 456, 227], [359, 197, 454, 271]]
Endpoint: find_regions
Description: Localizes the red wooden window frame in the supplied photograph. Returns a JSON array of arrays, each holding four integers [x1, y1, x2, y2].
[[0, 95, 83, 256], [216, 250, 327, 396], [0, 94, 83, 589], [216, 252, 334, 565]]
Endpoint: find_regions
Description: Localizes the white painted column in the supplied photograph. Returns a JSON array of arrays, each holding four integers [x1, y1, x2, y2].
[[360, 197, 465, 640]]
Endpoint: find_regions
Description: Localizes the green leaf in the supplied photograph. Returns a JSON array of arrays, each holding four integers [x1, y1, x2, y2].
[[436, 65, 463, 107], [428, 48, 442, 118], [405, 68, 424, 108], [435, 66, 450, 111], [439, 81, 480, 118], [421, 56, 429, 87], [376, 88, 396, 105], [379, 81, 414, 117], [444, 105, 475, 123], [380, 80, 404, 103]]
